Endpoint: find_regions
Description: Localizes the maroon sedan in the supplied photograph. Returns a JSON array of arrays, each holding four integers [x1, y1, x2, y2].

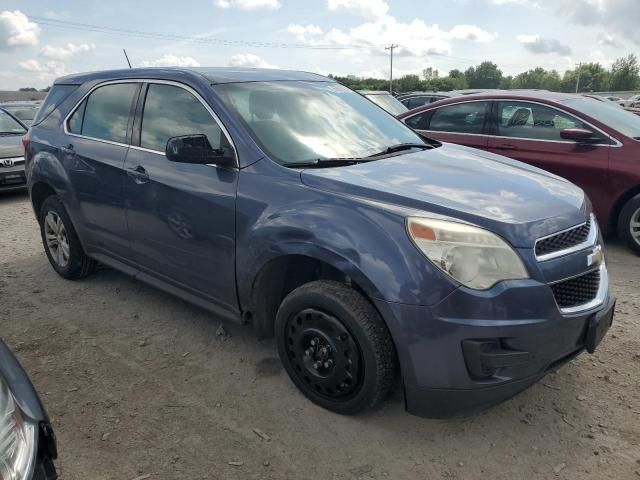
[[398, 91, 640, 254]]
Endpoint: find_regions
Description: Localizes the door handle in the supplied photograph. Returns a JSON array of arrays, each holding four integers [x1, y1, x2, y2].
[[496, 143, 519, 151], [60, 144, 74, 155], [127, 165, 150, 184]]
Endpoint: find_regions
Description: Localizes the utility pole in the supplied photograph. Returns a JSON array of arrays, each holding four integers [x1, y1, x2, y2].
[[385, 44, 399, 94], [575, 62, 582, 93]]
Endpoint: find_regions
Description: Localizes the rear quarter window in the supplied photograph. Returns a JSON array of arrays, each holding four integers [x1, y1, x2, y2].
[[31, 85, 78, 126]]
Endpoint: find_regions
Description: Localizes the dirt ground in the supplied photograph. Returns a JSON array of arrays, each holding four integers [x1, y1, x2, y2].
[[1, 190, 639, 480]]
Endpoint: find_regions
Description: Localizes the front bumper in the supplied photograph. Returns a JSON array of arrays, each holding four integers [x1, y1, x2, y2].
[[0, 159, 27, 191], [374, 274, 614, 418]]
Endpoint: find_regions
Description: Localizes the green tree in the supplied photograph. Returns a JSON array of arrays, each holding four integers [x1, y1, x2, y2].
[[512, 68, 561, 91], [609, 55, 640, 91], [19, 87, 38, 92], [464, 61, 503, 89], [422, 67, 439, 81], [395, 74, 422, 93]]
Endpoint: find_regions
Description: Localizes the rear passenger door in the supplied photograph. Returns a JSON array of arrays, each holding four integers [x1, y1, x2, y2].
[[65, 82, 140, 263], [124, 82, 239, 319], [486, 101, 611, 213], [409, 101, 491, 149]]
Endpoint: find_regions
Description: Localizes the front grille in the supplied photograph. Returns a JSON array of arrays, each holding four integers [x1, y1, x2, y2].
[[551, 269, 600, 309], [535, 218, 592, 258]]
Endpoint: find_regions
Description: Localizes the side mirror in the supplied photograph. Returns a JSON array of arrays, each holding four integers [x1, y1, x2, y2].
[[560, 128, 598, 143], [166, 135, 235, 167]]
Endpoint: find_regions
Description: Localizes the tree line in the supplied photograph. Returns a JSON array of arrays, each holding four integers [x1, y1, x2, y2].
[[330, 54, 640, 94]]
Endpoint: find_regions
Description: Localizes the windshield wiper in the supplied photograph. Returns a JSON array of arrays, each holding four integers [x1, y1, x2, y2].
[[367, 143, 434, 158], [286, 158, 374, 169]]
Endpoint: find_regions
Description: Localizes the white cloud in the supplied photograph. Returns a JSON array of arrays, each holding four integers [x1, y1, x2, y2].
[[40, 43, 96, 60], [597, 33, 618, 48], [228, 53, 278, 68], [0, 10, 40, 51], [288, 16, 495, 58], [517, 34, 572, 55], [327, 0, 389, 18], [19, 59, 44, 72], [287, 24, 323, 42], [140, 54, 201, 67], [214, 0, 281, 10], [18, 59, 68, 80]]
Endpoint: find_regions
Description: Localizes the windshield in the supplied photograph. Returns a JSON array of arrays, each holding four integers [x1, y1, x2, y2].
[[3, 105, 38, 124], [0, 109, 27, 134], [562, 97, 640, 139], [214, 81, 423, 165], [363, 93, 408, 116]]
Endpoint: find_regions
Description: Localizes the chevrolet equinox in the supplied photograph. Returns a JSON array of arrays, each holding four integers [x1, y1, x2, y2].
[[24, 68, 615, 417]]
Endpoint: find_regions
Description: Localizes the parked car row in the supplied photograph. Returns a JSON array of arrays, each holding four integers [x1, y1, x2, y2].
[[23, 67, 615, 419], [398, 90, 640, 254]]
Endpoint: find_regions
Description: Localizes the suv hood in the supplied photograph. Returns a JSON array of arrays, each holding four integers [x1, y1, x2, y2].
[[300, 143, 588, 248]]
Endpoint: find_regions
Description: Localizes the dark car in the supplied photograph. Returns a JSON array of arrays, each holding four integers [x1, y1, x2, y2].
[[0, 108, 28, 192], [0, 339, 58, 479], [25, 68, 614, 418], [357, 90, 408, 115], [0, 102, 41, 127], [398, 91, 640, 254], [397, 92, 453, 109]]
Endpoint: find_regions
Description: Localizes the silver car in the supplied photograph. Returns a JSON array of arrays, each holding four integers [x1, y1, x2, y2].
[[0, 108, 28, 192]]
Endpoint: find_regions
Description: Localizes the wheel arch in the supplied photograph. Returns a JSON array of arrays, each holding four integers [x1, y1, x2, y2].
[[247, 248, 385, 339], [609, 184, 640, 233], [30, 181, 58, 220]]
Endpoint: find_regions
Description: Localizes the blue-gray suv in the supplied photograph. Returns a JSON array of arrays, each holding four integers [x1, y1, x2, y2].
[[24, 68, 615, 417]]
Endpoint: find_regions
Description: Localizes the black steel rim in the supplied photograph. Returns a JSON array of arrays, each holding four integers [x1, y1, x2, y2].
[[285, 308, 362, 400]]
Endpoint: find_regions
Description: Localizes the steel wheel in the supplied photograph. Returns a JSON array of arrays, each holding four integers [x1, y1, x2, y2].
[[44, 211, 70, 268], [284, 308, 363, 401], [630, 207, 640, 246]]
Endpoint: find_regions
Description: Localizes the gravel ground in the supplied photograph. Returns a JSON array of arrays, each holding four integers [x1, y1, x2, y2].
[[1, 190, 639, 480]]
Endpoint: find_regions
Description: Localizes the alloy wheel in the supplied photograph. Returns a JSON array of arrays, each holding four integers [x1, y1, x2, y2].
[[631, 207, 640, 246], [44, 211, 70, 268]]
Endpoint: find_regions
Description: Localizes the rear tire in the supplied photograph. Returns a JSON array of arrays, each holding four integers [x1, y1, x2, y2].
[[275, 280, 396, 415], [617, 194, 640, 255], [39, 196, 96, 279]]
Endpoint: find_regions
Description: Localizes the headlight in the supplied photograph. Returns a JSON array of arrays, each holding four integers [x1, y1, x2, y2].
[[407, 217, 529, 290], [0, 377, 37, 480]]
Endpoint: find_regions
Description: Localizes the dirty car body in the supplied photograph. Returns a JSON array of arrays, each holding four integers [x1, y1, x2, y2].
[[25, 68, 614, 417]]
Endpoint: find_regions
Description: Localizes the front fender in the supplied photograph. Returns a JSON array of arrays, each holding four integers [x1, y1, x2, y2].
[[235, 159, 457, 310]]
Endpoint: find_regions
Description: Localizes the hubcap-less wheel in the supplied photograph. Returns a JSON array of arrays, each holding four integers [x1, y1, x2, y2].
[[630, 207, 640, 246], [44, 211, 70, 268], [285, 308, 362, 400]]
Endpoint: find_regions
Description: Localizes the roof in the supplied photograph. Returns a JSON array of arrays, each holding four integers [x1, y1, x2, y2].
[[55, 67, 331, 85]]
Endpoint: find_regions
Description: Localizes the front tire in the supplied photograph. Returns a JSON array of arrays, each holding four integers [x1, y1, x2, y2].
[[275, 280, 396, 415], [618, 194, 640, 255], [39, 196, 96, 279]]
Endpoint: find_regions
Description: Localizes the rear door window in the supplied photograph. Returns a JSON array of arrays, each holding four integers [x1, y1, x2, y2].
[[428, 101, 489, 134], [140, 83, 224, 152], [69, 83, 138, 144]]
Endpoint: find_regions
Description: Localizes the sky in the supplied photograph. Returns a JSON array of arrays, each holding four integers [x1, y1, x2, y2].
[[0, 0, 638, 90]]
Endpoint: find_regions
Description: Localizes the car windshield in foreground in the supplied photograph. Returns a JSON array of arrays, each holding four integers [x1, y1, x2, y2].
[[562, 97, 640, 140], [0, 110, 27, 135], [213, 81, 424, 166], [364, 93, 409, 116]]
